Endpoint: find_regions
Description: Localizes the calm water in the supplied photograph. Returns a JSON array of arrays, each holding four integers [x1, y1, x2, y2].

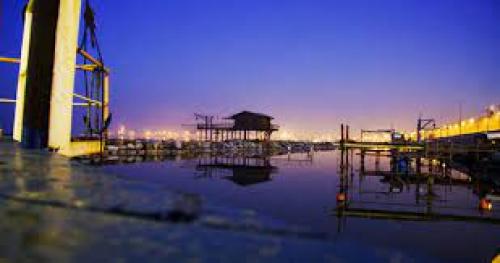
[[102, 150, 500, 262]]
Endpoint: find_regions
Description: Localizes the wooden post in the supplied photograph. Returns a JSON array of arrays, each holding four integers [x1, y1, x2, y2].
[[346, 125, 350, 143], [206, 117, 209, 141], [340, 124, 344, 147], [360, 150, 365, 175]]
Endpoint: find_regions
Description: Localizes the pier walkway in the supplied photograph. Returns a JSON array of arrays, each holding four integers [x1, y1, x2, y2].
[[410, 109, 500, 141]]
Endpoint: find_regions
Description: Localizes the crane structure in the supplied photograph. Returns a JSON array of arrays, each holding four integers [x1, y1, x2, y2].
[[416, 117, 436, 143], [195, 113, 215, 142], [0, 0, 110, 156]]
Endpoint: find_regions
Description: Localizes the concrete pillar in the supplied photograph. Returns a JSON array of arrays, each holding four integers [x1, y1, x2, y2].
[[48, 0, 81, 152], [13, 2, 34, 142], [13, 0, 82, 151]]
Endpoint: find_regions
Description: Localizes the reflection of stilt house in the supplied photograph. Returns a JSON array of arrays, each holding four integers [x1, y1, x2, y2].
[[196, 155, 278, 186], [194, 111, 279, 142]]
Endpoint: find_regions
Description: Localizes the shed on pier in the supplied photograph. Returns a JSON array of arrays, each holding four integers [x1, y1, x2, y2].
[[227, 111, 273, 131], [193, 110, 279, 142], [226, 111, 278, 141]]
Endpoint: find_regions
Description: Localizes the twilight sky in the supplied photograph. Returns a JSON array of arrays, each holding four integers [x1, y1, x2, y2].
[[1, 0, 499, 137]]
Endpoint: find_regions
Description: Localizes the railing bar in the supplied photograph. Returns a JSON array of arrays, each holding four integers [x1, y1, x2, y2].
[[0, 98, 16, 103], [1, 56, 106, 72], [73, 93, 102, 105], [0, 57, 20, 64]]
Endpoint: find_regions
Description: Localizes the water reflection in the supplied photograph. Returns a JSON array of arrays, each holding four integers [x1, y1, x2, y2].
[[335, 148, 500, 229], [196, 155, 278, 186], [97, 148, 500, 262], [97, 148, 500, 223]]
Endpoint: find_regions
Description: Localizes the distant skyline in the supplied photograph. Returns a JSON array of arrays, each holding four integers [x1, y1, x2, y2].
[[1, 0, 499, 138]]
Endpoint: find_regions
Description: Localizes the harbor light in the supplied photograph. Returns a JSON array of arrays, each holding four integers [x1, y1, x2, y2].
[[479, 198, 493, 211], [144, 130, 152, 140], [118, 125, 126, 139], [182, 130, 191, 141], [487, 104, 498, 114], [336, 192, 346, 203], [127, 130, 136, 140]]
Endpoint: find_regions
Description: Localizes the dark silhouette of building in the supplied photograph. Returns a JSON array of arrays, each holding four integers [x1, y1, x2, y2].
[[226, 111, 278, 141], [193, 111, 279, 141], [196, 155, 278, 186], [226, 166, 275, 186]]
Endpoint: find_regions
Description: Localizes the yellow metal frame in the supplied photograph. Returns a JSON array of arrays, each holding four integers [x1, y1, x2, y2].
[[2, 0, 110, 157]]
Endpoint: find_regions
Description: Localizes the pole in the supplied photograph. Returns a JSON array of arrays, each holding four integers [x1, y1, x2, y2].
[[340, 124, 344, 147], [459, 102, 462, 135], [346, 125, 350, 143], [417, 118, 420, 143]]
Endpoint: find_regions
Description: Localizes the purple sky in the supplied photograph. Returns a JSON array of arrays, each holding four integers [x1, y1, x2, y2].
[[1, 0, 499, 137]]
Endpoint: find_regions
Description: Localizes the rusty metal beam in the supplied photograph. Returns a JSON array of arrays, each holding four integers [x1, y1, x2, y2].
[[0, 57, 20, 64], [77, 48, 109, 73], [77, 48, 102, 67], [1, 56, 106, 73]]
